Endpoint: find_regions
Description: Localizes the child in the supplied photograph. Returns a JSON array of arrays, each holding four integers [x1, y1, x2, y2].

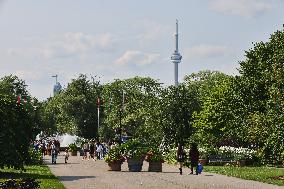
[[64, 149, 69, 163]]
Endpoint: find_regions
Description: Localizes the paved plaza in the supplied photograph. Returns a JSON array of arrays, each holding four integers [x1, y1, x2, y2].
[[45, 155, 282, 189]]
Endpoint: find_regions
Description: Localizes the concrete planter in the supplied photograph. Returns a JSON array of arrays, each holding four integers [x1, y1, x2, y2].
[[148, 162, 162, 172], [127, 159, 144, 172], [108, 162, 122, 171], [71, 151, 77, 156]]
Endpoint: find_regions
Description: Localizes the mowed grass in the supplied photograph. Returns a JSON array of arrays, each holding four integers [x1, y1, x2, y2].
[[0, 165, 65, 189], [205, 166, 284, 186]]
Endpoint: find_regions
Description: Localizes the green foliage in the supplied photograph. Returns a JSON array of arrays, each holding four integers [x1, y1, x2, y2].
[[104, 145, 125, 164], [145, 147, 164, 162], [101, 77, 163, 145], [121, 139, 148, 160], [160, 84, 198, 148], [0, 165, 65, 189], [205, 166, 284, 186], [26, 148, 43, 165], [68, 143, 78, 152], [43, 74, 102, 139], [0, 75, 39, 170], [0, 178, 40, 189], [164, 148, 177, 164]]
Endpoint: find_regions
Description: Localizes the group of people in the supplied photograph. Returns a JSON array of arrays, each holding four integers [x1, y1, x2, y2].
[[32, 139, 60, 164], [177, 143, 202, 175], [81, 140, 110, 161]]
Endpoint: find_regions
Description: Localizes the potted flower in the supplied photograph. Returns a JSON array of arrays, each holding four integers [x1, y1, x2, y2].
[[104, 145, 125, 171], [121, 139, 147, 172], [68, 143, 78, 156], [145, 147, 164, 172]]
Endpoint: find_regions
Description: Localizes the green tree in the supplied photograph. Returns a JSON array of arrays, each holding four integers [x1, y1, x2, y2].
[[160, 84, 198, 148], [101, 77, 163, 146], [43, 74, 102, 139], [0, 75, 38, 169]]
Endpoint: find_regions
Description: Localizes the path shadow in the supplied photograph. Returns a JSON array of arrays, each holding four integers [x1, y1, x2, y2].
[[204, 174, 214, 176], [121, 171, 178, 174], [58, 175, 96, 182], [45, 162, 80, 165], [0, 172, 58, 180]]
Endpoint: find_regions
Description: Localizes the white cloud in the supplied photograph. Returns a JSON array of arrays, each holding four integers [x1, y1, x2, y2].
[[138, 21, 171, 46], [7, 32, 117, 59], [209, 0, 272, 17], [184, 44, 231, 60], [115, 50, 160, 66]]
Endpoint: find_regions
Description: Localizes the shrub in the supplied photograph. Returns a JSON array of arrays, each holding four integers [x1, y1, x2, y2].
[[26, 148, 43, 165], [145, 147, 164, 163], [0, 178, 40, 189], [68, 143, 77, 152], [104, 145, 124, 164], [121, 139, 147, 160]]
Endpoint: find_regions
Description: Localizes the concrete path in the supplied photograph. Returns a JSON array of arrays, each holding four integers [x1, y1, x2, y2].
[[45, 154, 283, 189]]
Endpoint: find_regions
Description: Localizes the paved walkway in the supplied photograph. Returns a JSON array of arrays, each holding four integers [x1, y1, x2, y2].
[[45, 154, 282, 189]]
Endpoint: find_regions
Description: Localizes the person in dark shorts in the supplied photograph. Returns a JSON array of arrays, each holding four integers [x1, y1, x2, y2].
[[189, 143, 200, 175], [89, 141, 95, 160], [177, 143, 186, 175]]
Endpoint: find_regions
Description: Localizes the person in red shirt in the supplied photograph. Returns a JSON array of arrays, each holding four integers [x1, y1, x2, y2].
[[189, 143, 200, 175]]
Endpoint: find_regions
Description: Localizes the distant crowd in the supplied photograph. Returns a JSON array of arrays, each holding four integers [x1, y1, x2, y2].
[[31, 139, 118, 164]]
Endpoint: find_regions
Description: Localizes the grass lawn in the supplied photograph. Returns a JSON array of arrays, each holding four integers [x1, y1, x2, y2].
[[0, 165, 65, 189], [205, 166, 284, 186]]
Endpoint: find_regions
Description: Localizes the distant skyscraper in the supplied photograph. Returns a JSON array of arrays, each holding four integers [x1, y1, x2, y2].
[[171, 19, 182, 86], [52, 75, 62, 96]]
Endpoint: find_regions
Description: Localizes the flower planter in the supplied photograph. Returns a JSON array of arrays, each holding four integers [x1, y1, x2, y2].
[[148, 161, 162, 172], [71, 151, 77, 156], [108, 162, 122, 171], [236, 160, 246, 167], [127, 159, 144, 172], [199, 159, 207, 166]]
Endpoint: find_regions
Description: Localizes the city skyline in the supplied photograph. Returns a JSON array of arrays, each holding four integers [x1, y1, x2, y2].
[[0, 0, 283, 100]]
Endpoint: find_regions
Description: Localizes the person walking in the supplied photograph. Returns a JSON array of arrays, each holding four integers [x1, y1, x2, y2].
[[96, 141, 103, 160], [82, 142, 89, 160], [51, 141, 58, 164], [177, 143, 186, 175], [189, 143, 200, 175], [64, 149, 69, 163], [89, 141, 95, 161]]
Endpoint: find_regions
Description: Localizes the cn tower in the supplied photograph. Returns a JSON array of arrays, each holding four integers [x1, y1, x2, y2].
[[170, 19, 182, 86]]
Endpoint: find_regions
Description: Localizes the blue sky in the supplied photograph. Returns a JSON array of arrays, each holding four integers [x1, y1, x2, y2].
[[0, 0, 283, 100]]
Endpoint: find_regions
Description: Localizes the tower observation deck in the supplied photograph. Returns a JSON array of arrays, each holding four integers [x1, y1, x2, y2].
[[170, 19, 182, 86]]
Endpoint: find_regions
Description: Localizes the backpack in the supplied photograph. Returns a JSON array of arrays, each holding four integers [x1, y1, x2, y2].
[[197, 163, 203, 174]]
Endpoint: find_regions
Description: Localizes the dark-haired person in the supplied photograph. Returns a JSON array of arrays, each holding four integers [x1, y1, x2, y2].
[[189, 143, 200, 175], [176, 143, 186, 175]]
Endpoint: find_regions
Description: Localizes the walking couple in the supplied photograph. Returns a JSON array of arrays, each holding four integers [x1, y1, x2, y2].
[[177, 143, 201, 175]]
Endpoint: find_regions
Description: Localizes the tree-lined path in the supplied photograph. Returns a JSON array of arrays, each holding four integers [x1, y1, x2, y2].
[[45, 155, 281, 189]]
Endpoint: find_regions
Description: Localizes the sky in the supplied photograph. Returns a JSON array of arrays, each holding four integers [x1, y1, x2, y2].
[[0, 0, 283, 100]]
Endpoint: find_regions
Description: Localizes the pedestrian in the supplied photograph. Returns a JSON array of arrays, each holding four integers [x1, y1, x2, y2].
[[82, 142, 89, 160], [177, 143, 186, 175], [51, 141, 58, 164], [64, 149, 69, 163], [189, 143, 200, 175], [96, 141, 103, 160], [89, 141, 95, 161]]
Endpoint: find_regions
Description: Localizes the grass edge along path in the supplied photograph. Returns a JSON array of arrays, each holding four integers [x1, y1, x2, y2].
[[0, 164, 65, 189], [205, 166, 284, 186]]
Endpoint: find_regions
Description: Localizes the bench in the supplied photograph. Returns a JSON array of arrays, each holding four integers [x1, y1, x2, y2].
[[208, 155, 235, 164]]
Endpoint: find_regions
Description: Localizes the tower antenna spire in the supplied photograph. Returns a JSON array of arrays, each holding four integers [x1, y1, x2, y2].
[[171, 19, 182, 86]]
